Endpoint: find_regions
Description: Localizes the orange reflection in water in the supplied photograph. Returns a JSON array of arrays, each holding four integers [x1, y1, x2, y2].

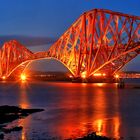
[[96, 83, 104, 87], [10, 82, 121, 139], [19, 81, 30, 108], [94, 117, 120, 137], [18, 82, 31, 140], [96, 119, 103, 135], [17, 114, 31, 140], [51, 83, 121, 139]]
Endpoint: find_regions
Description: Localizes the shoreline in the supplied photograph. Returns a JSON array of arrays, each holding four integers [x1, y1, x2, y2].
[[0, 105, 44, 139], [0, 105, 112, 140]]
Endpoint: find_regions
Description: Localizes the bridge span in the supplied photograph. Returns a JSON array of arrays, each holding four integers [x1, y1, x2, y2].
[[1, 9, 140, 79]]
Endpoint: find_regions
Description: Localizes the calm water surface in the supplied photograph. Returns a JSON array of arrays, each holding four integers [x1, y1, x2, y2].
[[0, 80, 140, 139]]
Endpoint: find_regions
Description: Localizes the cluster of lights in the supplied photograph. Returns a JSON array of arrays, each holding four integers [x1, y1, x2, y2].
[[81, 71, 87, 79], [93, 73, 106, 77], [1, 74, 27, 81], [81, 72, 106, 79]]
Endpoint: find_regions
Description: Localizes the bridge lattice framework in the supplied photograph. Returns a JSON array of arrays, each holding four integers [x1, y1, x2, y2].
[[1, 9, 140, 78]]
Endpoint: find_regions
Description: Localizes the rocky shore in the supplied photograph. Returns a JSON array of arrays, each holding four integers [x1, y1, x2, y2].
[[67, 132, 111, 140], [0, 105, 44, 139]]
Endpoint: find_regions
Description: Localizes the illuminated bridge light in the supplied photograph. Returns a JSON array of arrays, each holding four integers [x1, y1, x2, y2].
[[69, 75, 73, 78], [93, 73, 106, 77], [21, 74, 26, 81], [93, 73, 102, 77], [2, 76, 6, 80], [115, 74, 119, 79], [81, 72, 87, 79]]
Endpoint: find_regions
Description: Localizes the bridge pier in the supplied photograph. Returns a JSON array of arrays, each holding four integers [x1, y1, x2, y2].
[[71, 77, 88, 83], [117, 78, 125, 88]]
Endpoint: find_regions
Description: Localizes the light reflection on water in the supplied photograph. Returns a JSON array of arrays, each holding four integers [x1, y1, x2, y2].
[[19, 81, 31, 109], [1, 81, 140, 139], [19, 82, 31, 140]]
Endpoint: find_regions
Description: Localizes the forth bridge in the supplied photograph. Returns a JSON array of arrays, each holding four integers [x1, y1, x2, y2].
[[0, 9, 140, 79]]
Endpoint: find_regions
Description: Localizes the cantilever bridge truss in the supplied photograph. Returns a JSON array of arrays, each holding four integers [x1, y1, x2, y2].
[[1, 9, 140, 78]]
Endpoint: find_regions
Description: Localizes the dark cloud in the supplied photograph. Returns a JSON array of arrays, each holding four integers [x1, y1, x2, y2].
[[0, 35, 57, 47]]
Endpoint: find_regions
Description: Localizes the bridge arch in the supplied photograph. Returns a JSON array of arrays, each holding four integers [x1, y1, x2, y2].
[[23, 57, 75, 75], [7, 57, 75, 78]]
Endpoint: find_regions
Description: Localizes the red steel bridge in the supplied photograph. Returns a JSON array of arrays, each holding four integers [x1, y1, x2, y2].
[[1, 9, 140, 79]]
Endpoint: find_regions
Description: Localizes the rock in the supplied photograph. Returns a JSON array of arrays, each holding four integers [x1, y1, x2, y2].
[[67, 132, 111, 140], [2, 126, 23, 134], [0, 105, 44, 124], [0, 133, 4, 139], [0, 105, 44, 136]]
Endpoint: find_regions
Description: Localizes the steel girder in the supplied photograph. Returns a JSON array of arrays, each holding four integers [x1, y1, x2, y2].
[[0, 40, 33, 77], [46, 9, 140, 77]]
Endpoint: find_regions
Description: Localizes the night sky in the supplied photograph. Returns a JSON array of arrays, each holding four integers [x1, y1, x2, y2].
[[0, 0, 140, 72]]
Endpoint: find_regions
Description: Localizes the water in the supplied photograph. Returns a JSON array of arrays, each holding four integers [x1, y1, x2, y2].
[[0, 80, 140, 139]]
